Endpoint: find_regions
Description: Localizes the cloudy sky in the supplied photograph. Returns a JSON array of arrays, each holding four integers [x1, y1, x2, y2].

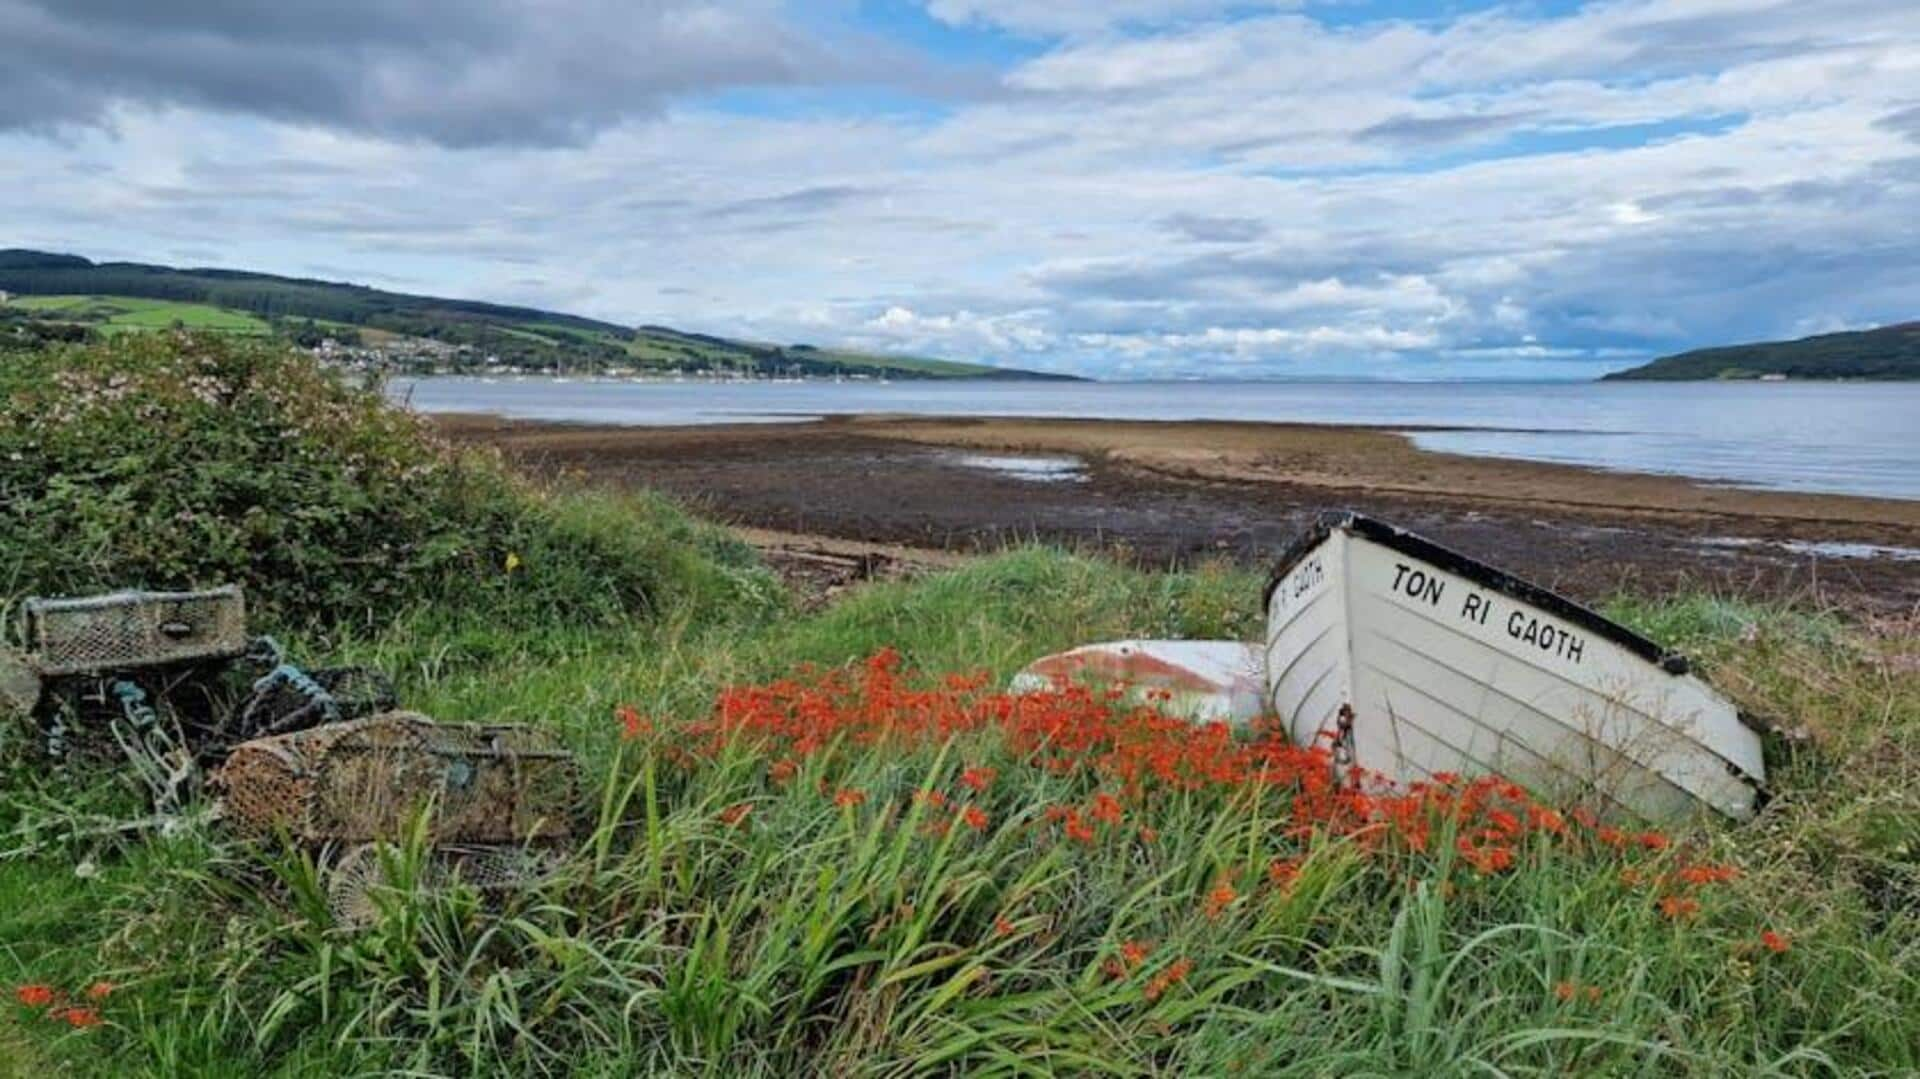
[[3, 0, 1916, 378]]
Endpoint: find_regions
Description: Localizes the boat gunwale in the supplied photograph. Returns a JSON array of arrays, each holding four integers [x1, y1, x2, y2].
[[1262, 510, 1688, 675]]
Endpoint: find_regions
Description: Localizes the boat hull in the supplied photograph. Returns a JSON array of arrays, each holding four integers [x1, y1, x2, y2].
[[1265, 514, 1765, 821], [1010, 639, 1265, 726]]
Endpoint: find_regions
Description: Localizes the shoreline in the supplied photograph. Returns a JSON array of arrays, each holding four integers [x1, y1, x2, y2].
[[435, 411, 1920, 614]]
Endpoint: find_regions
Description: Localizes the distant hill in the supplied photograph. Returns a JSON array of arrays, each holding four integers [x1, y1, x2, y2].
[[0, 249, 1077, 380], [1603, 323, 1920, 381]]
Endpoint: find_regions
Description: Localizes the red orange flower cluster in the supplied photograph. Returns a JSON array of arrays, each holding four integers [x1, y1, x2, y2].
[[1099, 939, 1191, 999], [616, 705, 651, 740], [1554, 980, 1603, 1004], [1659, 895, 1702, 920], [1144, 957, 1193, 1001], [11, 981, 110, 1030], [1104, 938, 1154, 979], [1203, 877, 1240, 920], [629, 650, 1763, 938]]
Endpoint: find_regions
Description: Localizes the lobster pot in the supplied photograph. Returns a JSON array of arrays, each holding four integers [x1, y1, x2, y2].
[[217, 712, 580, 845], [24, 586, 247, 676]]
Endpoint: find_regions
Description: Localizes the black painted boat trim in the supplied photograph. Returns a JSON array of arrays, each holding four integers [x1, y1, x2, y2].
[[1262, 510, 1690, 675]]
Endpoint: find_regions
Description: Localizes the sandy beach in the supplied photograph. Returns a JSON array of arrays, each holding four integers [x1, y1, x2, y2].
[[437, 413, 1920, 614]]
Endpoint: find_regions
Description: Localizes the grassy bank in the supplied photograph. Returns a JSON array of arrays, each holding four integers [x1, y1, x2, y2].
[[2, 549, 1914, 1075], [3, 336, 1913, 1074]]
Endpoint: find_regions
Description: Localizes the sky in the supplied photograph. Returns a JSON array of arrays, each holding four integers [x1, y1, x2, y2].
[[2, 1, 1916, 380]]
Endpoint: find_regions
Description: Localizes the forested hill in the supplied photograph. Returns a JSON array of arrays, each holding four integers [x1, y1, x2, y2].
[[1603, 322, 1920, 381], [0, 249, 1076, 380]]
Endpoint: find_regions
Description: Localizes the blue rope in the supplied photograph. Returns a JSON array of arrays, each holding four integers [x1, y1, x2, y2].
[[111, 678, 158, 732], [252, 661, 340, 724]]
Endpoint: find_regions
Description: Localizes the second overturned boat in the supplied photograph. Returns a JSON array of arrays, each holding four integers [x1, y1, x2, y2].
[[1265, 512, 1766, 821]]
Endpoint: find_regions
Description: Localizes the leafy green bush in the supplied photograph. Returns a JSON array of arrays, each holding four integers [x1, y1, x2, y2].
[[0, 332, 777, 633]]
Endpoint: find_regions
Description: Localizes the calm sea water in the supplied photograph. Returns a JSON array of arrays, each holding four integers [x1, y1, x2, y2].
[[392, 377, 1920, 501]]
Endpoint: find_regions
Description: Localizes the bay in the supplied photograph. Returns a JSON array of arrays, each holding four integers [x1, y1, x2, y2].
[[391, 377, 1920, 501]]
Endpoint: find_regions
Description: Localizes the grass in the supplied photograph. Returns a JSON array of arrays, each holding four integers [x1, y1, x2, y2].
[[6, 295, 271, 335], [0, 543, 1913, 1075]]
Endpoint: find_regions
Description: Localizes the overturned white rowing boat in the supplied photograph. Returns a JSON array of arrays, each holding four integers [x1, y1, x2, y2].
[[1265, 512, 1765, 821], [1015, 512, 1767, 822], [1009, 639, 1265, 725]]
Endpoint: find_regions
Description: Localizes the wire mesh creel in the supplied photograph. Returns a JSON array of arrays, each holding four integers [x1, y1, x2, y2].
[[22, 586, 248, 676], [216, 711, 581, 846]]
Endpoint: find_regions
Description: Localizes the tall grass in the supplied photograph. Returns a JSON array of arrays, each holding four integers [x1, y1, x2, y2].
[[2, 550, 1913, 1075]]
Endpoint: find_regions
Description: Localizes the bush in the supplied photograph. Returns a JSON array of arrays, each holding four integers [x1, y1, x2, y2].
[[0, 332, 776, 633]]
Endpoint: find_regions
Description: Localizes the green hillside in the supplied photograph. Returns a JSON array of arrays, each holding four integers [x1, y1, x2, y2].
[[0, 249, 1074, 380], [1603, 322, 1920, 381], [8, 294, 273, 334], [626, 324, 1059, 380]]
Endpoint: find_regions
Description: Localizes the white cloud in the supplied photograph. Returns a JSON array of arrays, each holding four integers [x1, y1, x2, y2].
[[2, 0, 1916, 378], [926, 0, 1301, 37]]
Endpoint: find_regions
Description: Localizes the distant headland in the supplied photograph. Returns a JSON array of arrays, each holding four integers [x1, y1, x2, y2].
[[1604, 322, 1920, 381]]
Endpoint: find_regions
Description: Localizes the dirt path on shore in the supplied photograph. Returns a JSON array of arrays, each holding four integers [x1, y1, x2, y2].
[[437, 413, 1920, 614]]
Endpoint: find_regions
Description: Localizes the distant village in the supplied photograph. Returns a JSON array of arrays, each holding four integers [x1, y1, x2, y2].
[[302, 335, 895, 381]]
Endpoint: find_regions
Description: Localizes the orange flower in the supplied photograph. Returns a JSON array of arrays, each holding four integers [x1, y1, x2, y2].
[[1527, 806, 1567, 834], [1137, 825, 1159, 843], [1677, 863, 1739, 886], [1458, 837, 1516, 875], [962, 805, 989, 832], [1120, 939, 1152, 967], [1204, 879, 1239, 919], [1062, 811, 1095, 844], [960, 766, 997, 793], [1760, 930, 1791, 954], [616, 705, 651, 740], [1636, 831, 1670, 852], [13, 984, 55, 1008], [994, 916, 1016, 938], [1554, 980, 1577, 1002], [832, 788, 867, 809], [1089, 792, 1124, 825], [1659, 895, 1700, 920], [913, 788, 948, 808], [85, 982, 114, 1001], [1267, 858, 1301, 892], [1144, 957, 1192, 1001], [59, 1007, 101, 1029], [768, 758, 798, 784], [717, 802, 754, 827]]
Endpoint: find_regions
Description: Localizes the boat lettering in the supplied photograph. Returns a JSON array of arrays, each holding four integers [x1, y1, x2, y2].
[[1390, 562, 1444, 607], [1459, 590, 1492, 625], [1275, 556, 1325, 609], [1506, 610, 1585, 664]]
